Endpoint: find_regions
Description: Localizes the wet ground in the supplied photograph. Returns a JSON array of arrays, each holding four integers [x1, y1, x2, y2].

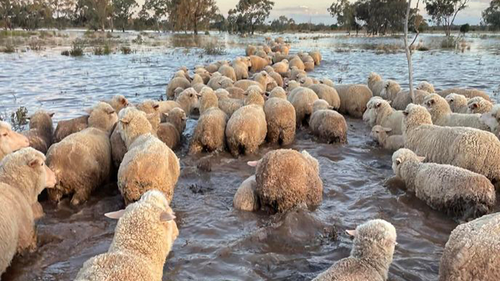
[[1, 32, 500, 280]]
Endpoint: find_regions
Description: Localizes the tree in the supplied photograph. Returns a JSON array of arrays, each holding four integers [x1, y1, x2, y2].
[[270, 15, 295, 32], [231, 0, 274, 34], [460, 23, 469, 33], [167, 0, 218, 34], [424, 0, 469, 36], [483, 0, 500, 30], [142, 0, 169, 32], [112, 0, 137, 32], [0, 0, 15, 29], [328, 0, 358, 34]]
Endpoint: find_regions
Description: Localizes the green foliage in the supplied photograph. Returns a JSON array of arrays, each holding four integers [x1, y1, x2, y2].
[[228, 0, 274, 34], [460, 23, 470, 33], [63, 39, 85, 56], [202, 42, 225, 55], [328, 0, 359, 33], [270, 16, 296, 32], [10, 106, 29, 132], [1, 44, 15, 53], [113, 0, 138, 32], [424, 0, 469, 36], [483, 0, 500, 30], [440, 36, 456, 48]]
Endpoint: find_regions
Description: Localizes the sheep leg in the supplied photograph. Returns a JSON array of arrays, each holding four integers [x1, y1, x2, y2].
[[47, 188, 64, 203], [71, 187, 92, 206]]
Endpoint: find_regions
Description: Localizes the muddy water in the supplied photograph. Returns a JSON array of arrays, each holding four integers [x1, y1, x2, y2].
[[1, 33, 500, 281]]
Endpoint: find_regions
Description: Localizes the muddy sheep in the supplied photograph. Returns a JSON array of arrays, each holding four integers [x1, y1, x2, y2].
[[288, 86, 319, 127], [0, 148, 57, 275], [334, 84, 373, 118], [189, 88, 228, 154], [157, 108, 187, 150], [22, 111, 54, 154], [264, 91, 296, 146], [233, 175, 259, 211], [118, 108, 180, 204], [234, 71, 274, 92], [232, 57, 251, 80], [313, 219, 397, 281], [216, 89, 244, 118], [46, 102, 117, 205], [75, 190, 179, 281], [392, 148, 495, 220], [438, 212, 500, 281], [166, 76, 191, 100], [309, 100, 348, 144], [53, 115, 89, 143], [308, 84, 341, 109]]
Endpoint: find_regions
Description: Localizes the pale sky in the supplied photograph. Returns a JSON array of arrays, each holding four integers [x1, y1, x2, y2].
[[216, 0, 491, 25]]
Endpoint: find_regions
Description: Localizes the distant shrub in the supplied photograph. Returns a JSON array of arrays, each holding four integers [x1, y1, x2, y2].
[[121, 46, 132, 54], [440, 37, 456, 49], [202, 42, 225, 55], [10, 106, 29, 132], [64, 40, 85, 57], [1, 45, 15, 53]]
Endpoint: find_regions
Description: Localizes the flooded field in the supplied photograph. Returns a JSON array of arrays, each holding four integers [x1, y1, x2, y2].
[[1, 32, 500, 281]]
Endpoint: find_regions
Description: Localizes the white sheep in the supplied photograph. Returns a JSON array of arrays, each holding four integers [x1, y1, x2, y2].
[[118, 108, 180, 204], [104, 94, 129, 113], [75, 190, 179, 281], [439, 212, 500, 281], [23, 110, 54, 154], [392, 149, 495, 220], [367, 72, 385, 96], [416, 81, 435, 93], [444, 93, 468, 113], [363, 97, 404, 135], [480, 104, 500, 136], [402, 104, 500, 189], [423, 94, 489, 130], [0, 148, 56, 275], [46, 102, 117, 205], [371, 126, 404, 151], [467, 96, 493, 114], [0, 121, 29, 161], [313, 219, 397, 281], [309, 100, 348, 144]]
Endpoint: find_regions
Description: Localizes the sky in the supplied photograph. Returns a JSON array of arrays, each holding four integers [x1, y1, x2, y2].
[[216, 0, 491, 25]]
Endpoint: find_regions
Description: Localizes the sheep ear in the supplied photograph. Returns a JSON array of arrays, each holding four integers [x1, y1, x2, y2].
[[386, 100, 392, 105], [417, 156, 425, 162], [471, 103, 478, 109], [49, 112, 55, 118], [120, 98, 128, 105], [106, 108, 115, 115], [28, 158, 43, 168], [383, 127, 392, 132], [160, 212, 176, 222], [247, 160, 260, 167], [346, 229, 357, 237], [162, 112, 169, 118], [105, 209, 126, 219], [120, 117, 131, 125], [396, 158, 402, 165], [153, 104, 160, 109]]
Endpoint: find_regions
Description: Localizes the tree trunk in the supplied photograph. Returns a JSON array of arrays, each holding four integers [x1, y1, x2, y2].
[[194, 17, 198, 35], [404, 0, 414, 100]]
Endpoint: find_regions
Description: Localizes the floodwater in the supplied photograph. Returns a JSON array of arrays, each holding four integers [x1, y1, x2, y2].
[[1, 32, 500, 281]]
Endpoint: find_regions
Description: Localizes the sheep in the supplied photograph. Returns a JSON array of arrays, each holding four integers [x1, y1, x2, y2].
[[313, 219, 397, 281], [232, 57, 251, 80], [334, 84, 373, 118], [234, 71, 274, 92], [268, 86, 287, 99], [226, 86, 246, 99], [216, 89, 244, 118], [309, 100, 348, 144], [367, 72, 385, 96], [363, 97, 404, 135], [414, 81, 434, 93], [423, 94, 489, 130], [136, 99, 160, 115], [392, 148, 495, 220], [22, 110, 54, 154], [264, 94, 296, 146], [225, 91, 267, 156], [264, 66, 284, 87], [438, 212, 500, 281], [480, 104, 500, 136], [118, 108, 180, 204], [246, 45, 257, 56], [445, 93, 469, 113], [53, 115, 89, 143], [309, 51, 322, 65], [249, 55, 270, 72], [402, 104, 500, 189], [75, 190, 179, 281], [290, 66, 306, 81], [218, 64, 237, 82], [467, 96, 493, 114], [0, 121, 29, 161], [194, 67, 211, 84], [438, 88, 491, 102], [166, 76, 191, 100], [289, 56, 305, 71], [104, 94, 129, 113], [371, 126, 404, 151], [47, 102, 117, 205], [236, 149, 322, 212], [157, 108, 187, 150], [319, 77, 335, 88], [0, 148, 57, 275], [233, 175, 260, 211], [189, 89, 228, 154], [288, 87, 319, 127], [272, 59, 289, 77], [208, 75, 233, 90], [381, 80, 402, 102], [308, 84, 341, 109]]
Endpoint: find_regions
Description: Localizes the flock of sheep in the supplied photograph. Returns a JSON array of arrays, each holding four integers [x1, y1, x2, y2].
[[0, 36, 499, 280]]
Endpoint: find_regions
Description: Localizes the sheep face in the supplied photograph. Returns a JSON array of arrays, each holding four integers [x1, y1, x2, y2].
[[0, 121, 29, 157], [362, 97, 384, 126], [402, 104, 433, 131], [480, 104, 500, 132], [368, 72, 381, 84], [88, 102, 118, 133], [391, 148, 424, 177], [349, 219, 397, 267], [416, 81, 435, 93], [137, 100, 160, 115], [371, 125, 391, 144], [0, 147, 56, 199], [110, 95, 129, 113], [423, 94, 450, 116], [118, 108, 153, 148]]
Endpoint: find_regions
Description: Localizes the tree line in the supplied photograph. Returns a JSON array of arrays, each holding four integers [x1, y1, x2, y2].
[[0, 0, 499, 33]]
